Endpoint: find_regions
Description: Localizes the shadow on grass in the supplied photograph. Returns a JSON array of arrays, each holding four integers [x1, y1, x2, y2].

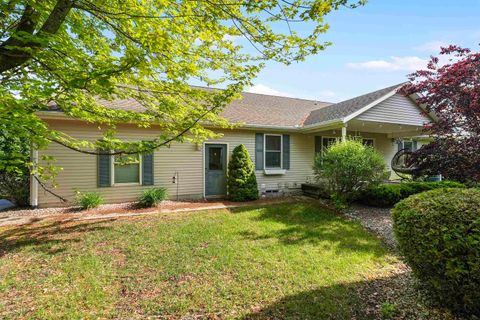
[[232, 202, 387, 256], [243, 270, 453, 320], [0, 219, 115, 257]]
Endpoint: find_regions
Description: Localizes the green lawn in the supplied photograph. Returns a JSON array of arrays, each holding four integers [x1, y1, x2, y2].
[[0, 202, 398, 319]]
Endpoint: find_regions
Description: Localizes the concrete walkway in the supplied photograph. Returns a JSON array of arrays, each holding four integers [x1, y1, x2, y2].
[[0, 197, 298, 227]]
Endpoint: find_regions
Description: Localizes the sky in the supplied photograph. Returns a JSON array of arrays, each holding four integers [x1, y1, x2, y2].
[[243, 0, 480, 103]]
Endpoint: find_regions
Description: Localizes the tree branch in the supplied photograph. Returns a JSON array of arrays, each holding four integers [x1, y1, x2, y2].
[[0, 0, 73, 73]]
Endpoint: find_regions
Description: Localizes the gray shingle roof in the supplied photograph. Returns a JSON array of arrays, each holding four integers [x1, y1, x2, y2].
[[43, 83, 407, 128], [221, 92, 330, 127], [303, 83, 405, 126]]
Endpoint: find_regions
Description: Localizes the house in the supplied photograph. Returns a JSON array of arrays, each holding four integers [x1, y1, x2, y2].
[[31, 83, 433, 207]]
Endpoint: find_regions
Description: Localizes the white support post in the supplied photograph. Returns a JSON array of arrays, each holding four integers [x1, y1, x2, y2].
[[341, 124, 347, 142], [29, 149, 39, 207]]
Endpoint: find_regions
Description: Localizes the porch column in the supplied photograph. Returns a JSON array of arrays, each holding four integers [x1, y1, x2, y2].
[[341, 124, 347, 142]]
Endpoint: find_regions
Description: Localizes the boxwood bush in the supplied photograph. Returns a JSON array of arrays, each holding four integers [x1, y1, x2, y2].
[[361, 181, 465, 207], [392, 188, 480, 315]]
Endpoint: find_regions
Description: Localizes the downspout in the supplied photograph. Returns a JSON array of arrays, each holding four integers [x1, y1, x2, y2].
[[29, 148, 39, 207]]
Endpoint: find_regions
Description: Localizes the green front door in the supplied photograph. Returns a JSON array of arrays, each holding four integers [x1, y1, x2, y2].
[[205, 144, 227, 196]]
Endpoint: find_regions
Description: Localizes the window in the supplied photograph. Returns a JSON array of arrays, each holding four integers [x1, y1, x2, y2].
[[362, 138, 375, 147], [264, 134, 282, 168], [403, 140, 414, 151], [113, 154, 141, 184], [322, 137, 337, 154], [208, 147, 223, 170]]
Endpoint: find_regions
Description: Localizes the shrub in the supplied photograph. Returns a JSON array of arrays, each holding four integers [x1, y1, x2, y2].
[[76, 191, 104, 210], [139, 187, 168, 207], [0, 172, 29, 206], [227, 144, 259, 201], [362, 180, 465, 207], [313, 139, 387, 206], [392, 188, 480, 315]]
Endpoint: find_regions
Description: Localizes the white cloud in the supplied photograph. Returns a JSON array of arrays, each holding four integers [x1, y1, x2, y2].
[[247, 84, 294, 97], [414, 40, 447, 52], [346, 56, 429, 72]]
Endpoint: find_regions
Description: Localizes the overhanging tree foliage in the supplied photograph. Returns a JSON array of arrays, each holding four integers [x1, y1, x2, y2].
[[0, 0, 365, 186], [402, 46, 480, 183]]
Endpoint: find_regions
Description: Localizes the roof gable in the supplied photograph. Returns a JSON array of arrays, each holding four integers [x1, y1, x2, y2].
[[354, 93, 431, 126], [303, 83, 404, 126]]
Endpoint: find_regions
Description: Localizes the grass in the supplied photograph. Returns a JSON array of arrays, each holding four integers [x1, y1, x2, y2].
[[0, 202, 408, 319]]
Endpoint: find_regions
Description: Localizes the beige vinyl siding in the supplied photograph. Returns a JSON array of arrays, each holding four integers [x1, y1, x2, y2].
[[356, 94, 430, 126], [38, 120, 203, 207], [37, 121, 316, 207], [210, 129, 315, 190]]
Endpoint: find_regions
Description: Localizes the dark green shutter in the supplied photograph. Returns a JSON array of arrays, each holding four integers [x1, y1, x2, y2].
[[315, 136, 322, 155], [413, 141, 418, 151], [255, 133, 264, 170], [98, 150, 111, 187], [282, 134, 290, 170], [142, 153, 154, 185]]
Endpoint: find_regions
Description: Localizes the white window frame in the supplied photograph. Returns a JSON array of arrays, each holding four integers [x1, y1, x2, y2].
[[264, 134, 283, 169], [111, 153, 142, 186], [362, 138, 375, 147]]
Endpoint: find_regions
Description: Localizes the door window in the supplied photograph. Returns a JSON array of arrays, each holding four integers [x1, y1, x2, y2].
[[208, 147, 223, 170]]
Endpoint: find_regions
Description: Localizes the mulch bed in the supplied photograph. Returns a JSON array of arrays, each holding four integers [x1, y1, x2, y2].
[[0, 197, 300, 227]]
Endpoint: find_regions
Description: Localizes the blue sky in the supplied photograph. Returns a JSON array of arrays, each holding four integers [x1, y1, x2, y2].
[[244, 0, 480, 102]]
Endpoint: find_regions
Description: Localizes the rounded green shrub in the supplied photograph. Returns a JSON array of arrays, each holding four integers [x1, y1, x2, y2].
[[139, 187, 168, 207], [227, 144, 259, 201], [362, 181, 465, 207], [392, 188, 480, 315], [76, 191, 104, 210], [313, 139, 387, 205]]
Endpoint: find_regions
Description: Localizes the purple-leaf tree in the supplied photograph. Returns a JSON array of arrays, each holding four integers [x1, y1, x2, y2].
[[402, 45, 480, 183]]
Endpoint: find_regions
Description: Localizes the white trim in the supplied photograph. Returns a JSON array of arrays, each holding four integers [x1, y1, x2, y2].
[[343, 88, 400, 123], [29, 148, 39, 207], [263, 133, 283, 169], [263, 169, 286, 175], [111, 153, 142, 186], [203, 142, 229, 199], [300, 119, 344, 132]]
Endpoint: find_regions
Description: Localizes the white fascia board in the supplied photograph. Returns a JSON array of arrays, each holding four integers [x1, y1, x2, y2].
[[300, 119, 345, 133]]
